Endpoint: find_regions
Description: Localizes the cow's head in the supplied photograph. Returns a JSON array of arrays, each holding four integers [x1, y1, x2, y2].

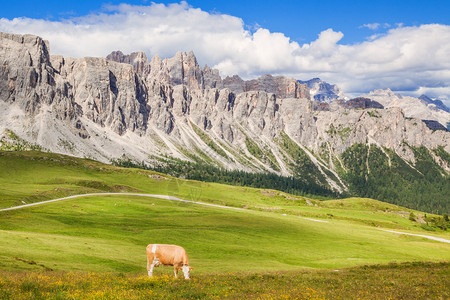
[[181, 265, 193, 280]]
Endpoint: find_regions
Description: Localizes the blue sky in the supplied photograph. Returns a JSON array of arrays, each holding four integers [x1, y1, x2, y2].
[[1, 1, 450, 103], [3, 0, 450, 44]]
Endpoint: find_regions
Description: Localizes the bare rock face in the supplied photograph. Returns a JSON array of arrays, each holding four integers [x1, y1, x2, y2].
[[0, 32, 51, 112], [243, 75, 310, 99], [181, 51, 203, 90], [202, 65, 223, 89], [222, 75, 245, 93], [1, 31, 449, 193], [338, 97, 384, 109], [52, 56, 150, 135], [215, 74, 310, 100], [0, 32, 79, 120], [106, 50, 309, 100], [107, 50, 150, 75]]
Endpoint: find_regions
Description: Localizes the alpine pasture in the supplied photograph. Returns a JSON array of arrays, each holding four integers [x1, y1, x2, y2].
[[0, 151, 449, 298]]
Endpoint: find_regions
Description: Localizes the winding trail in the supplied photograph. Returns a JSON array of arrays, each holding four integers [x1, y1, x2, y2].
[[378, 229, 450, 244], [0, 193, 245, 212], [1, 193, 449, 244]]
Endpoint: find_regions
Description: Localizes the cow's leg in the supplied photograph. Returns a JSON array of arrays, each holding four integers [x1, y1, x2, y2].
[[174, 266, 178, 279], [148, 257, 159, 277], [148, 263, 154, 277], [147, 254, 152, 277]]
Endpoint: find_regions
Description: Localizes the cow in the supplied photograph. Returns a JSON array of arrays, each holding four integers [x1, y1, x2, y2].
[[146, 244, 193, 279]]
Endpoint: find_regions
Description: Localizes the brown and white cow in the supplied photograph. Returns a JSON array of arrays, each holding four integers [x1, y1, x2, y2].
[[146, 244, 193, 279]]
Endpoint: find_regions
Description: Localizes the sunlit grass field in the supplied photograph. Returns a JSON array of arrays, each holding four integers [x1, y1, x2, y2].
[[0, 262, 448, 299], [1, 193, 449, 274], [0, 151, 449, 298], [1, 151, 448, 233]]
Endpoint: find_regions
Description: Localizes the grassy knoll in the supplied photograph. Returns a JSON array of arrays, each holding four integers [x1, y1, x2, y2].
[[0, 262, 448, 299], [0, 151, 171, 209]]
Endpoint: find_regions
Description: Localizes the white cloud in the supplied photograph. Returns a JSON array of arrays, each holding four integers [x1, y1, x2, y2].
[[0, 2, 449, 106], [361, 23, 381, 30], [361, 23, 391, 30]]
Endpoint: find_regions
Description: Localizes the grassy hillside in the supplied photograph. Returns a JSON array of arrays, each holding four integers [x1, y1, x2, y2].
[[0, 151, 449, 274], [1, 151, 448, 232], [2, 193, 449, 274], [0, 150, 449, 298]]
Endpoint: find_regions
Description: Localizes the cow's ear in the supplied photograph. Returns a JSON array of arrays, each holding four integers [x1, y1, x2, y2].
[[189, 267, 194, 270]]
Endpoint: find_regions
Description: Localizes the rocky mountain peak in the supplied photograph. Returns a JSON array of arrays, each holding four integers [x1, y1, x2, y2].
[[419, 94, 449, 113], [106, 50, 150, 75], [368, 88, 401, 99], [202, 65, 222, 89], [106, 50, 309, 99], [298, 78, 345, 102], [419, 94, 433, 103]]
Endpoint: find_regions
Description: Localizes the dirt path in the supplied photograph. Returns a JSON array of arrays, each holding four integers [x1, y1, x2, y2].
[[0, 193, 246, 212], [378, 229, 450, 244]]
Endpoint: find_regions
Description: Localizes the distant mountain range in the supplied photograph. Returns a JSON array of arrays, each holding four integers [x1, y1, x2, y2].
[[0, 31, 449, 213], [418, 94, 449, 113], [362, 89, 449, 130], [298, 78, 346, 102]]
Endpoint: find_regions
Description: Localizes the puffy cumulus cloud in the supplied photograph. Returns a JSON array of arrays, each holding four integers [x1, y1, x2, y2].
[[323, 25, 450, 106], [0, 2, 449, 106], [0, 2, 247, 61]]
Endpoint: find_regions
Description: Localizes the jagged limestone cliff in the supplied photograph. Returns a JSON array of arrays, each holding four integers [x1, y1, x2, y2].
[[1, 32, 449, 199]]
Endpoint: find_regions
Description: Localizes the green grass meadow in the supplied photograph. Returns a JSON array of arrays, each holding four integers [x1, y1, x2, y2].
[[2, 194, 449, 274], [0, 151, 449, 298]]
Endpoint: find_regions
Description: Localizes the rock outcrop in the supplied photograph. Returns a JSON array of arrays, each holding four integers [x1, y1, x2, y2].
[[1, 31, 449, 194], [106, 51, 150, 75], [338, 97, 384, 109]]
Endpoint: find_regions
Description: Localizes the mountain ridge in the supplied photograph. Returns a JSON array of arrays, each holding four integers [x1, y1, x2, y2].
[[1, 31, 449, 212], [362, 89, 449, 128]]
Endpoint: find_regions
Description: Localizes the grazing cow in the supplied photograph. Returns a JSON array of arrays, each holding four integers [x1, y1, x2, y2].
[[146, 244, 193, 279]]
